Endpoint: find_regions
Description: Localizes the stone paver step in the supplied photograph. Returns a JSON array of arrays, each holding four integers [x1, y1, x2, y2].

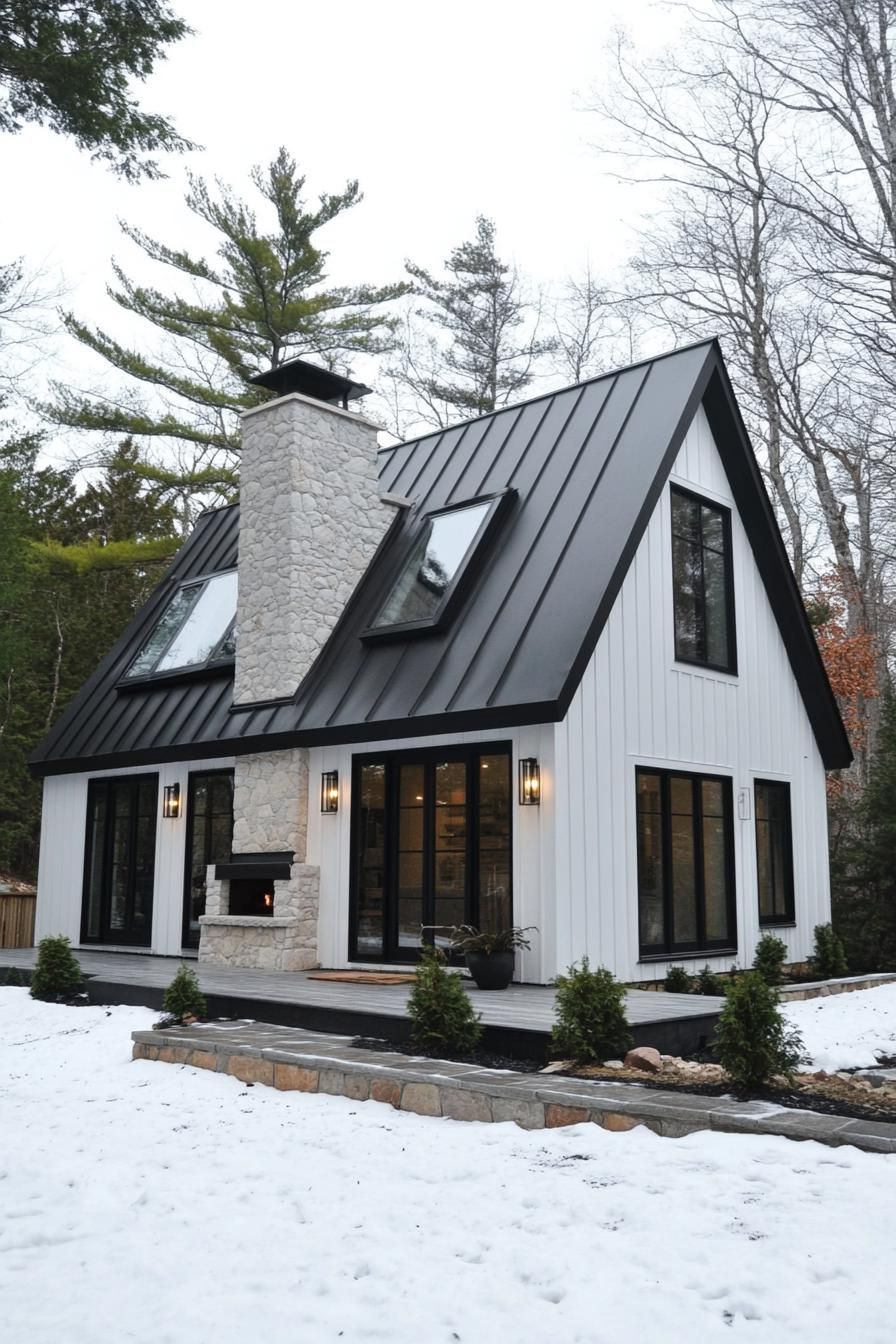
[[130, 1019, 896, 1155]]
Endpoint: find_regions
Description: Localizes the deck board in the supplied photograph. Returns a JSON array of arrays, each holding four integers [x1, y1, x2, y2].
[[0, 948, 724, 1030]]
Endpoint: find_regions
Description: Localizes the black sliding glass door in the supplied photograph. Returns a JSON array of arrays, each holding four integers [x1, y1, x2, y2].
[[182, 770, 234, 947], [81, 775, 158, 945], [351, 746, 512, 962]]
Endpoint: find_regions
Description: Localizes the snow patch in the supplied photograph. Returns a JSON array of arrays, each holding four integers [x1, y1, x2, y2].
[[0, 988, 893, 1344], [784, 984, 896, 1070]]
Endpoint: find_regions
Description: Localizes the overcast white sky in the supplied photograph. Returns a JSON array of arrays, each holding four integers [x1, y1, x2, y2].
[[0, 0, 686, 458]]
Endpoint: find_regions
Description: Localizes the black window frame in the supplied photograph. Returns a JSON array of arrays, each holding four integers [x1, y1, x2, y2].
[[117, 567, 237, 688], [754, 778, 796, 926], [348, 741, 513, 962], [80, 772, 159, 946], [636, 765, 738, 960], [670, 484, 738, 675], [360, 489, 516, 642], [181, 767, 235, 949]]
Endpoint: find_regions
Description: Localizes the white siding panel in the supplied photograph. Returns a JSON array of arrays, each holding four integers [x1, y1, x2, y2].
[[554, 404, 831, 983], [35, 756, 235, 955]]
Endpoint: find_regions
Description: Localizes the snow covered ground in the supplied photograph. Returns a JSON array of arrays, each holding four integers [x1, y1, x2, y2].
[[1, 989, 894, 1344], [784, 983, 896, 1070]]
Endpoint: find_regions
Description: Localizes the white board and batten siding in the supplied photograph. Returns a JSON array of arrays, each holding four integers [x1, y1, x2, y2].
[[35, 756, 235, 956], [553, 404, 831, 984]]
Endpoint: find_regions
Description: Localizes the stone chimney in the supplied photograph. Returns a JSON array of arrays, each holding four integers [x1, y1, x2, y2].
[[198, 359, 400, 974], [233, 357, 398, 705]]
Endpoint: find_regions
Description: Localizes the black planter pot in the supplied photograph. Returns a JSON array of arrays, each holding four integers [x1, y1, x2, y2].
[[465, 950, 515, 990]]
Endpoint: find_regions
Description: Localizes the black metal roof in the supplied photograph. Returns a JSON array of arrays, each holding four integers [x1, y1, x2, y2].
[[30, 340, 853, 774]]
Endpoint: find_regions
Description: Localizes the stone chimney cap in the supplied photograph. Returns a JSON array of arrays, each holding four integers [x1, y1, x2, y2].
[[250, 356, 372, 409]]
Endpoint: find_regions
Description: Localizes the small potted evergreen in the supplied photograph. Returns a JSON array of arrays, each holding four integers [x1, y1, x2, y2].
[[445, 924, 536, 990]]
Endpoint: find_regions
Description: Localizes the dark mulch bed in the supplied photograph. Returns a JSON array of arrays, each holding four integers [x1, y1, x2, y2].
[[351, 1038, 896, 1123], [557, 1069, 896, 1125], [352, 1036, 543, 1073]]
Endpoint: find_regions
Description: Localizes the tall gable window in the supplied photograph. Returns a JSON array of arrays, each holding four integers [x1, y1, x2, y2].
[[124, 570, 237, 680], [636, 767, 736, 957], [365, 491, 513, 638], [671, 486, 736, 673], [755, 780, 795, 924]]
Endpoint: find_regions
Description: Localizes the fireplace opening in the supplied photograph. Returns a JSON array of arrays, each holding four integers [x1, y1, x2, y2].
[[229, 879, 275, 918]]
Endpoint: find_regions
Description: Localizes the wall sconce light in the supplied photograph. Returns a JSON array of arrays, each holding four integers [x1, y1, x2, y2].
[[162, 783, 181, 819], [518, 758, 541, 805], [320, 770, 339, 813]]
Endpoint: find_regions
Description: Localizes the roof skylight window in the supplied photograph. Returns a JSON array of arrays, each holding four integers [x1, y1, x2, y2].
[[366, 492, 513, 638], [124, 570, 237, 679]]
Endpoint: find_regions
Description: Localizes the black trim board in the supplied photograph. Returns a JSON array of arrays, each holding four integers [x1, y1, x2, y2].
[[701, 366, 851, 768]]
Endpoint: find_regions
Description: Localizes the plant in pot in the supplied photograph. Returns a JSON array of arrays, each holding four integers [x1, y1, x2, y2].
[[445, 925, 537, 990]]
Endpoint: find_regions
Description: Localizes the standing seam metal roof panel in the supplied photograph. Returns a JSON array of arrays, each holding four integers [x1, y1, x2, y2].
[[28, 342, 853, 772]]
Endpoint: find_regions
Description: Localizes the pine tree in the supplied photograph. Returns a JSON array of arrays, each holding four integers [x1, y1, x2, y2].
[[551, 958, 632, 1064], [30, 935, 83, 1001], [0, 435, 179, 878], [49, 148, 408, 482], [0, 1, 192, 180], [163, 964, 207, 1022], [407, 947, 482, 1056], [386, 216, 552, 429], [713, 972, 805, 1092]]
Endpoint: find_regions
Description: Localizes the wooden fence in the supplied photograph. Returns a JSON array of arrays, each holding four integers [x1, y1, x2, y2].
[[0, 893, 36, 948]]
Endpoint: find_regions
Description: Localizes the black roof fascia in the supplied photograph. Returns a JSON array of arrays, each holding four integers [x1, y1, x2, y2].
[[31, 700, 560, 776], [699, 359, 853, 770]]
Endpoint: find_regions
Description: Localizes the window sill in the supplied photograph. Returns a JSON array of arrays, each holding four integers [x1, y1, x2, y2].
[[115, 660, 233, 692], [758, 919, 796, 929], [639, 947, 738, 964], [672, 658, 739, 681]]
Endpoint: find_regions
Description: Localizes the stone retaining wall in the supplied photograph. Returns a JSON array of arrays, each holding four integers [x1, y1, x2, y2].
[[633, 971, 896, 1000], [131, 1021, 896, 1155]]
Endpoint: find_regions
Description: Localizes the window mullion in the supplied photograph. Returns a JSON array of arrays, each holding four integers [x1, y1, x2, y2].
[[662, 774, 673, 955], [693, 777, 707, 949], [697, 510, 708, 665]]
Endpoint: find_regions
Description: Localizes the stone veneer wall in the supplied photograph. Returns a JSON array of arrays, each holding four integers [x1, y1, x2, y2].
[[234, 392, 397, 705], [199, 748, 320, 971]]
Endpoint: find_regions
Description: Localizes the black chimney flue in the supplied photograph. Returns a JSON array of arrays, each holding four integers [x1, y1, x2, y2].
[[249, 356, 371, 409]]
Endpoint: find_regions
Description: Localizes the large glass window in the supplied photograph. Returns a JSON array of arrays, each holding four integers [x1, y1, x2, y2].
[[81, 775, 158, 945], [636, 767, 735, 957], [671, 487, 736, 672], [182, 770, 234, 947], [351, 747, 512, 961], [370, 499, 494, 632], [124, 570, 237, 679], [755, 780, 795, 924]]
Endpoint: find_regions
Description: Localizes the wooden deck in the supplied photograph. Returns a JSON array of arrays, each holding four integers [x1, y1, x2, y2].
[[0, 948, 725, 1055]]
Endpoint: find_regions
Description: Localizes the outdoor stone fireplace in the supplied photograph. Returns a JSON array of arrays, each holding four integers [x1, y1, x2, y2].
[[198, 748, 320, 971]]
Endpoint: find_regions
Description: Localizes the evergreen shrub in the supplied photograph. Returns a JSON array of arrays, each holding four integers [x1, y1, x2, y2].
[[30, 935, 83, 1001], [552, 957, 632, 1063], [696, 964, 727, 996], [407, 946, 482, 1055], [809, 923, 849, 981], [163, 964, 207, 1022], [752, 933, 788, 986], [664, 966, 692, 994], [713, 971, 805, 1091]]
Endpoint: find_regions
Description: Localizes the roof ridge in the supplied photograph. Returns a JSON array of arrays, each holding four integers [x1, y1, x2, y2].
[[376, 337, 721, 454]]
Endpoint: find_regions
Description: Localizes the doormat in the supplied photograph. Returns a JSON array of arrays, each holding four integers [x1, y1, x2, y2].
[[308, 971, 418, 986]]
